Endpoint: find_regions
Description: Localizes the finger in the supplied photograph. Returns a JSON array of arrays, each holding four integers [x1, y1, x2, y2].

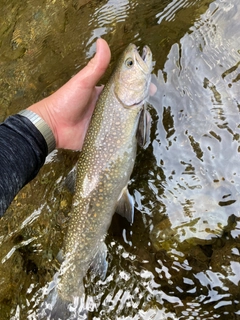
[[90, 85, 104, 107], [92, 39, 111, 79], [149, 83, 157, 96], [95, 85, 104, 97]]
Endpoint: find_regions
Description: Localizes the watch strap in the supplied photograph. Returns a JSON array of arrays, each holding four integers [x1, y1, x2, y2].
[[18, 109, 56, 154]]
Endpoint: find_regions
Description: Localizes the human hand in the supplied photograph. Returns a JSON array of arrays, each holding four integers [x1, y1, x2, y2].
[[28, 38, 111, 150]]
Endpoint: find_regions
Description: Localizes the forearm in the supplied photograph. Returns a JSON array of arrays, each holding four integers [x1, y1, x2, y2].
[[0, 114, 48, 216]]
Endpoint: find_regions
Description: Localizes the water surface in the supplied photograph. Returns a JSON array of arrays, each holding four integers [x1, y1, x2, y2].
[[0, 0, 240, 319]]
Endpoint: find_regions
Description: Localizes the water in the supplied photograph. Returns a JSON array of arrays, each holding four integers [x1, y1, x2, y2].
[[0, 0, 240, 319]]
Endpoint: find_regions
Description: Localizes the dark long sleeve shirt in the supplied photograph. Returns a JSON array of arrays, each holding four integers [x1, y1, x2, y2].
[[0, 115, 48, 216]]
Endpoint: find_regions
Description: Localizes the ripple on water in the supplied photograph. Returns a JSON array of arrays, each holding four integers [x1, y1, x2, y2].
[[147, 0, 240, 317], [91, 0, 133, 26], [1, 0, 240, 319]]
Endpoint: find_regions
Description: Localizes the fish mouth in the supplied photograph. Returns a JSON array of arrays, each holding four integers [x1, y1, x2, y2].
[[141, 46, 149, 61], [134, 45, 152, 74]]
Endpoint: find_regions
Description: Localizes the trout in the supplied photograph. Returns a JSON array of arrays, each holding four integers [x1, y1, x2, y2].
[[41, 43, 152, 319]]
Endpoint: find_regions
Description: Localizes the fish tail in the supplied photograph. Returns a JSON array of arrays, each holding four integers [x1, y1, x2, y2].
[[51, 295, 88, 320], [38, 287, 88, 320]]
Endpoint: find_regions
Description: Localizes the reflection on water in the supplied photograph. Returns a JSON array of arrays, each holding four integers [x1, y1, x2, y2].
[[0, 0, 240, 319], [149, 0, 240, 244]]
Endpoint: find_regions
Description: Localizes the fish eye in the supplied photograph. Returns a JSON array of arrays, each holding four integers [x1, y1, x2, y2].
[[125, 57, 134, 68]]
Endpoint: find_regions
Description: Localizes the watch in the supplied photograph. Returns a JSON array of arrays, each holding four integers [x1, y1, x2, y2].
[[18, 109, 56, 154]]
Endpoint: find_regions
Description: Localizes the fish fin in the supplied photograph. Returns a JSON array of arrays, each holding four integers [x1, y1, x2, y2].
[[39, 293, 87, 320], [56, 249, 64, 264], [50, 296, 87, 320], [116, 186, 134, 224], [64, 165, 77, 194], [37, 274, 69, 320], [43, 296, 71, 320], [90, 242, 108, 281], [137, 105, 152, 148], [38, 273, 87, 320]]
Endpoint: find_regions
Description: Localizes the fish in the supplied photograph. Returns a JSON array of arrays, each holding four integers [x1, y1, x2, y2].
[[39, 43, 152, 319]]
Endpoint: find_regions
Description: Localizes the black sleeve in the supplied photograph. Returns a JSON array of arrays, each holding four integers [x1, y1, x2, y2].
[[0, 114, 48, 216]]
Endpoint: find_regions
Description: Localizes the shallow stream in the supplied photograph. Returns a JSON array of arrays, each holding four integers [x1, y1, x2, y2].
[[0, 0, 240, 319]]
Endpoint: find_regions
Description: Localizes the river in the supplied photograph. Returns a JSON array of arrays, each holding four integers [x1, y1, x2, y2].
[[0, 0, 240, 319]]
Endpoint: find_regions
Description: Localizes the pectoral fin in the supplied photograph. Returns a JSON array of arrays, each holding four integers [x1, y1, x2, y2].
[[64, 165, 77, 194], [115, 186, 134, 224], [90, 242, 108, 281], [56, 249, 64, 263], [137, 105, 151, 148]]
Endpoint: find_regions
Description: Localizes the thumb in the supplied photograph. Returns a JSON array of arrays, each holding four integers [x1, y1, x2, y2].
[[47, 38, 111, 109], [71, 38, 111, 89]]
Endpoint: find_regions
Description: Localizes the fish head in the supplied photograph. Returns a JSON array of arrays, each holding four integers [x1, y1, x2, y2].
[[113, 43, 152, 107]]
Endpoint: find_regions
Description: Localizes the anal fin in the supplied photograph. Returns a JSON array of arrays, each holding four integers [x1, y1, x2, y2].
[[115, 186, 134, 224], [90, 242, 108, 281]]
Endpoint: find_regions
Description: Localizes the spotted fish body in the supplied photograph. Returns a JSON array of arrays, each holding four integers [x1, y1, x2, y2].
[[47, 44, 152, 318]]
